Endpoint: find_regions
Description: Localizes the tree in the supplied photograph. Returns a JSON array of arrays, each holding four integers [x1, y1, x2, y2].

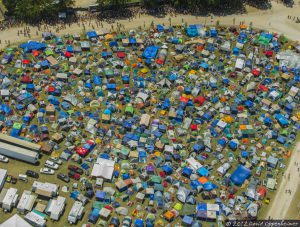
[[97, 0, 129, 9], [3, 0, 74, 21]]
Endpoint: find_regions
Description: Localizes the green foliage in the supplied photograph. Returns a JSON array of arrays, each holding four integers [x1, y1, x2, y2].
[[3, 0, 74, 21], [97, 0, 129, 9]]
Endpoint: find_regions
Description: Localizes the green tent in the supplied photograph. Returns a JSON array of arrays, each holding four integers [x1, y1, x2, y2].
[[45, 49, 54, 56], [125, 105, 134, 115], [92, 201, 104, 209], [151, 175, 162, 184]]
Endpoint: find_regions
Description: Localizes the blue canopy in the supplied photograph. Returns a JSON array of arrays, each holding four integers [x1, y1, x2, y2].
[[230, 165, 251, 186]]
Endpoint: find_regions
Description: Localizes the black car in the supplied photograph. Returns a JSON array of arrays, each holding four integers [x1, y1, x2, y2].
[[26, 170, 39, 179], [57, 173, 70, 183]]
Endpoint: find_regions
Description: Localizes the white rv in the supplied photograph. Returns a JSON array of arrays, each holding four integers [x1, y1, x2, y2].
[[68, 201, 84, 224]]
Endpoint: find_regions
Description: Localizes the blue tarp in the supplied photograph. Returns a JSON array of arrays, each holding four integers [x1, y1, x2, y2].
[[230, 165, 251, 186], [19, 41, 46, 53], [142, 46, 159, 59]]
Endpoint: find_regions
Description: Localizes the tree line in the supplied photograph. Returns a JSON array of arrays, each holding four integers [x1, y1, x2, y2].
[[3, 0, 74, 22], [2, 0, 272, 22]]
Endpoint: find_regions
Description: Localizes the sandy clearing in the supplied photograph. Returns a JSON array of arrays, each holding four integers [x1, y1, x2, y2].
[[0, 2, 300, 49], [266, 142, 300, 219], [74, 0, 97, 8]]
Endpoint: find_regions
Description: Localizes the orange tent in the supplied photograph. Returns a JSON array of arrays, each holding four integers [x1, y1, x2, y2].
[[239, 125, 247, 130], [164, 211, 175, 221], [198, 177, 208, 184]]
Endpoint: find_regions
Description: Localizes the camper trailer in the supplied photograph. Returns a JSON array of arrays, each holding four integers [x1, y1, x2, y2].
[[2, 188, 18, 212], [68, 201, 84, 224], [0, 169, 7, 190], [45, 196, 66, 220], [17, 190, 37, 213]]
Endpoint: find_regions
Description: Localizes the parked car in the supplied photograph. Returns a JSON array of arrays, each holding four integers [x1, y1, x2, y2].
[[6, 175, 17, 184], [68, 165, 83, 174], [18, 174, 28, 182], [40, 168, 55, 175], [57, 173, 70, 183], [68, 171, 80, 180], [26, 170, 39, 179], [45, 160, 59, 170], [0, 155, 9, 163]]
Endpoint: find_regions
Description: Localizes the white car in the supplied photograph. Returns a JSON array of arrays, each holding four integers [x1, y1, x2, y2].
[[40, 168, 55, 175], [0, 155, 9, 163], [44, 160, 59, 170]]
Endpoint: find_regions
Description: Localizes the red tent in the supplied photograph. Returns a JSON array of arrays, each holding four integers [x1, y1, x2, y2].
[[32, 50, 40, 57], [190, 124, 198, 131], [258, 84, 269, 92], [48, 86, 55, 93], [64, 51, 72, 58], [252, 69, 261, 76], [21, 75, 32, 83], [265, 50, 273, 57], [22, 59, 30, 64], [194, 96, 205, 106], [117, 52, 125, 59], [238, 106, 244, 112], [258, 186, 267, 199], [180, 96, 189, 103], [156, 59, 164, 65]]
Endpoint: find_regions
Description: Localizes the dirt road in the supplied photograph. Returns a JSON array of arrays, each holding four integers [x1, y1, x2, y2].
[[266, 142, 300, 219]]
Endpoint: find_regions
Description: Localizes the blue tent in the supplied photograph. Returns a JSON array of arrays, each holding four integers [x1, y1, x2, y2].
[[230, 165, 251, 186], [203, 182, 218, 191], [186, 28, 198, 37], [162, 165, 173, 175], [93, 75, 101, 85], [19, 41, 46, 53], [86, 31, 98, 39], [197, 167, 209, 177], [142, 46, 159, 59], [109, 41, 118, 47], [232, 47, 239, 55], [129, 38, 137, 45], [157, 24, 164, 32]]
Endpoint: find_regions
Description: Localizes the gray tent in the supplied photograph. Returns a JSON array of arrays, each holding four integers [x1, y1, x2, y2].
[[115, 207, 128, 216]]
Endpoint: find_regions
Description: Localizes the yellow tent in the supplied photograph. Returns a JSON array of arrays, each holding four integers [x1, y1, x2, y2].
[[104, 34, 114, 40], [224, 116, 234, 123], [140, 68, 149, 74], [174, 203, 183, 211]]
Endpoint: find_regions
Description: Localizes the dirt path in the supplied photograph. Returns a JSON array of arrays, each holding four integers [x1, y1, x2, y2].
[[0, 2, 300, 49], [266, 142, 300, 219]]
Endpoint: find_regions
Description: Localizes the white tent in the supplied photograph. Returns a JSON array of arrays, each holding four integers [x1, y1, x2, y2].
[[1, 214, 33, 227], [91, 158, 115, 180]]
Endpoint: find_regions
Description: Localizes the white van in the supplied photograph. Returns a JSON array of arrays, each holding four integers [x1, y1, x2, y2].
[[18, 174, 28, 182]]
